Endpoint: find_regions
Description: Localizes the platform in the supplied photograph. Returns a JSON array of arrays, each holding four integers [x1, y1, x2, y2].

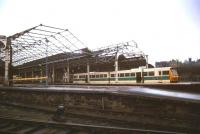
[[0, 85, 200, 132]]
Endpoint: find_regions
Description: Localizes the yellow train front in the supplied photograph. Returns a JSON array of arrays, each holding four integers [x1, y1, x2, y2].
[[169, 68, 179, 83]]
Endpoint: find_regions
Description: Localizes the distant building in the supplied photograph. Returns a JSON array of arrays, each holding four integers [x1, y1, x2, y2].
[[155, 60, 180, 68], [155, 61, 170, 67]]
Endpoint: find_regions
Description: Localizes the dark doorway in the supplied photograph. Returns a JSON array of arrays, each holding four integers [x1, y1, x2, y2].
[[69, 74, 74, 83], [136, 72, 142, 83]]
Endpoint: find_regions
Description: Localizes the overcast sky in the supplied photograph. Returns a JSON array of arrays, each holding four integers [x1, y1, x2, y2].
[[0, 0, 200, 65]]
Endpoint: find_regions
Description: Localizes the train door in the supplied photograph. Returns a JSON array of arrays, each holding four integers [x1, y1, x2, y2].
[[108, 72, 111, 84], [69, 74, 74, 83], [136, 72, 142, 83], [85, 75, 89, 83]]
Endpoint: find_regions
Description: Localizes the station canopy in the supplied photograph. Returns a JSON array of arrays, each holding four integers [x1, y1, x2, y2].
[[1, 24, 146, 67], [10, 24, 88, 66]]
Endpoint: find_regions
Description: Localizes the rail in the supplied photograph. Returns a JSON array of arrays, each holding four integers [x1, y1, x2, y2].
[[0, 116, 185, 134]]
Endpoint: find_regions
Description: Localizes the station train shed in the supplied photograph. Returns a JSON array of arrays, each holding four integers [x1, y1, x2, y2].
[[0, 24, 149, 85]]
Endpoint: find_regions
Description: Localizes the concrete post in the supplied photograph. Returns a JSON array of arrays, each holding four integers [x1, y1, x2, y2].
[[32, 68, 34, 77], [24, 71, 27, 78], [4, 37, 12, 86], [146, 55, 148, 69], [52, 64, 55, 84], [4, 48, 9, 86], [32, 67, 34, 83], [115, 53, 119, 83], [45, 41, 48, 85], [146, 55, 149, 76], [87, 61, 90, 83], [40, 67, 42, 77], [67, 61, 70, 83]]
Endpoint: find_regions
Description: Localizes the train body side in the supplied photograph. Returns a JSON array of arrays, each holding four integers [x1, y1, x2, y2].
[[73, 67, 179, 84], [12, 67, 179, 84]]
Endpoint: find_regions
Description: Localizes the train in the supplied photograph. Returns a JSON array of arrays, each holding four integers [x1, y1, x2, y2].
[[12, 66, 179, 84], [73, 67, 179, 84]]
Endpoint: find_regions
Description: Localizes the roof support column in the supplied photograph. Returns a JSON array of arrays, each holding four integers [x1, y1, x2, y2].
[[67, 61, 70, 83], [45, 39, 48, 85], [32, 67, 34, 83], [146, 55, 149, 76], [4, 37, 12, 86], [52, 64, 55, 84], [87, 61, 90, 83], [115, 53, 119, 83]]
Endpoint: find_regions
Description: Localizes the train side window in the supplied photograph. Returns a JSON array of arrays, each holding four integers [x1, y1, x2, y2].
[[125, 73, 130, 77], [163, 71, 169, 75], [131, 73, 135, 76], [142, 72, 147, 76], [100, 74, 104, 78], [74, 76, 78, 79], [104, 74, 107, 77], [120, 73, 124, 77], [149, 72, 154, 76], [90, 75, 95, 78], [111, 74, 115, 77], [79, 75, 85, 78], [96, 75, 100, 78]]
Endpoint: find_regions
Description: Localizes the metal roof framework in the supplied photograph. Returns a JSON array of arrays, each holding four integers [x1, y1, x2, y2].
[[1, 24, 146, 68], [91, 40, 145, 63], [8, 24, 88, 66]]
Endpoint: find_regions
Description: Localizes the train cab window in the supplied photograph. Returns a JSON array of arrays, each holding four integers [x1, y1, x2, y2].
[[125, 73, 130, 77], [120, 73, 124, 77], [142, 72, 147, 76], [163, 71, 169, 75], [111, 74, 115, 77], [104, 74, 107, 78], [131, 73, 135, 77], [149, 72, 154, 76], [171, 69, 178, 76]]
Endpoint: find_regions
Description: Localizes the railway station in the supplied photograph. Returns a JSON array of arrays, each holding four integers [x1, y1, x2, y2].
[[0, 24, 150, 85], [0, 25, 200, 133]]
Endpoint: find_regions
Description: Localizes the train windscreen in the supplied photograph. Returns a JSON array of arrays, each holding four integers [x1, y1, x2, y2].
[[171, 69, 178, 76]]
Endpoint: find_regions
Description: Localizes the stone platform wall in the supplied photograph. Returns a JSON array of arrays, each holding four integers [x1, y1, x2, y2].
[[0, 87, 199, 132]]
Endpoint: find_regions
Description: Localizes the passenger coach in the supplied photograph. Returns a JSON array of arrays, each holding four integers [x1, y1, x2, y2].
[[73, 67, 179, 84]]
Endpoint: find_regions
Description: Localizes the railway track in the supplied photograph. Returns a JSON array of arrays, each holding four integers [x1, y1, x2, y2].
[[0, 99, 198, 134], [0, 116, 185, 134]]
